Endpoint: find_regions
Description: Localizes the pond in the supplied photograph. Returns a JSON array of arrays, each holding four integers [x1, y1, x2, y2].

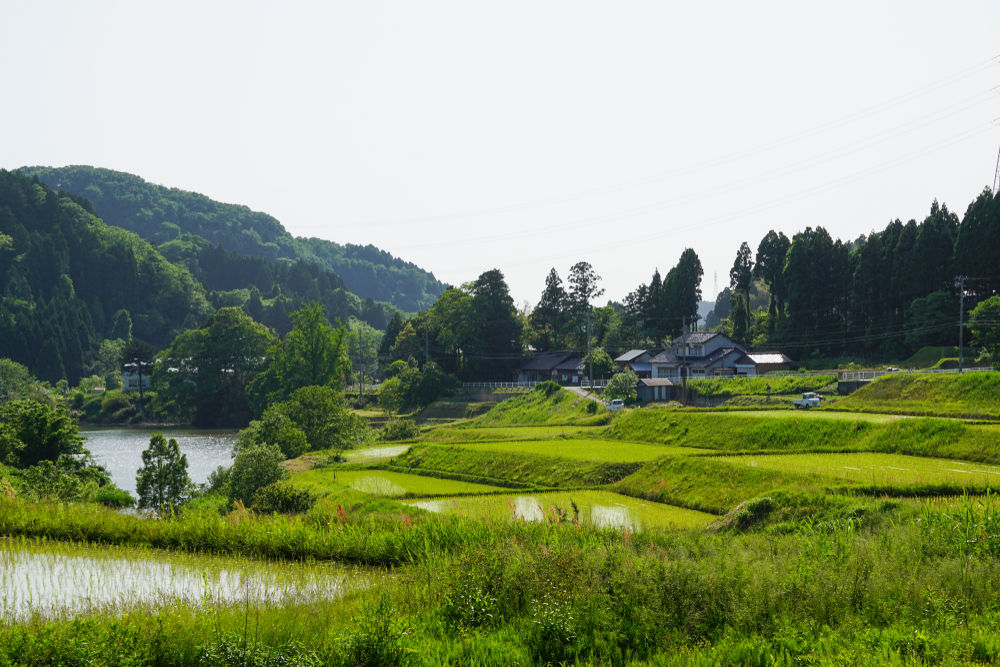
[[406, 490, 716, 531], [0, 537, 374, 622], [80, 427, 237, 494]]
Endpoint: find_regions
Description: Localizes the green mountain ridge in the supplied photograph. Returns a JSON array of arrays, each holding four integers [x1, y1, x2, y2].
[[22, 165, 447, 312]]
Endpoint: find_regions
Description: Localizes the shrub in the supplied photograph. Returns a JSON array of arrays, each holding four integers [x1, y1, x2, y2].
[[234, 410, 308, 459], [604, 369, 638, 402], [252, 481, 316, 514], [535, 381, 562, 397], [228, 443, 289, 505], [380, 420, 420, 441], [93, 485, 135, 508]]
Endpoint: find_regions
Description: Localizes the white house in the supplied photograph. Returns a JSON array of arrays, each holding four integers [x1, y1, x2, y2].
[[648, 332, 757, 380], [122, 364, 153, 392]]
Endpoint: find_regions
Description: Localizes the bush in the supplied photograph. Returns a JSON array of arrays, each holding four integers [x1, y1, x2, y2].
[[228, 443, 289, 505], [234, 410, 308, 459], [380, 420, 420, 441], [535, 381, 562, 397], [251, 481, 316, 514], [93, 485, 135, 508], [604, 369, 638, 402]]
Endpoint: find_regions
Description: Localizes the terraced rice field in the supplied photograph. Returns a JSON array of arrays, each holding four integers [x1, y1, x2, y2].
[[452, 439, 712, 463], [714, 452, 1000, 486], [342, 445, 411, 462], [406, 490, 715, 531], [294, 469, 507, 496], [422, 425, 601, 442], [1, 538, 371, 621]]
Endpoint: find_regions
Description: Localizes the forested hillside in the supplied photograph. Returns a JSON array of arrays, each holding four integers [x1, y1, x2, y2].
[[0, 170, 211, 384], [158, 234, 395, 331], [23, 165, 448, 312]]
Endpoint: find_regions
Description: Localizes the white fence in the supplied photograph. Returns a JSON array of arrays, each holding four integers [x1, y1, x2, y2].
[[462, 381, 539, 390], [839, 366, 994, 382]]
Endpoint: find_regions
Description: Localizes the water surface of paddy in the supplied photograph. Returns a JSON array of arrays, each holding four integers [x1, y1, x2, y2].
[[1, 538, 370, 621], [81, 427, 236, 494], [406, 490, 715, 531], [293, 469, 506, 496]]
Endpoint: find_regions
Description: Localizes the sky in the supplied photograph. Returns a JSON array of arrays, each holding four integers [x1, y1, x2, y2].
[[3, 1, 999, 309]]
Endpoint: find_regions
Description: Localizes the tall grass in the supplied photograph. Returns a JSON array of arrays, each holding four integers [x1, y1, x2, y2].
[[834, 373, 1000, 419]]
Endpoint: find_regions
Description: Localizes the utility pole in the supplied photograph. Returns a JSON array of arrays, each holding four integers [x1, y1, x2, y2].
[[956, 276, 967, 373], [425, 317, 429, 367], [681, 316, 687, 405], [993, 140, 1000, 194], [587, 310, 593, 391]]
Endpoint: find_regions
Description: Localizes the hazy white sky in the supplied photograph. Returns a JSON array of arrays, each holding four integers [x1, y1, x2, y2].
[[3, 1, 999, 307]]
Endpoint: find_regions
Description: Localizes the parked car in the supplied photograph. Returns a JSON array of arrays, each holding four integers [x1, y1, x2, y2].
[[793, 392, 823, 409], [608, 399, 625, 412]]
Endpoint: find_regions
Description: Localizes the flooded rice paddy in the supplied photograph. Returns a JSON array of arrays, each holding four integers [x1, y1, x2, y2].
[[81, 427, 237, 494], [0, 537, 373, 621], [716, 451, 1000, 486], [406, 490, 715, 531], [294, 469, 507, 496]]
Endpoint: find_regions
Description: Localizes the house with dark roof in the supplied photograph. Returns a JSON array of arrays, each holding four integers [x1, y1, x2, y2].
[[613, 349, 657, 378], [648, 332, 757, 380], [516, 352, 585, 384]]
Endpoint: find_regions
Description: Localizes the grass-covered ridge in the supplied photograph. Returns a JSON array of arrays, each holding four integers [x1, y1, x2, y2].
[[460, 384, 610, 428], [834, 373, 1000, 419], [688, 375, 836, 398], [388, 444, 642, 488]]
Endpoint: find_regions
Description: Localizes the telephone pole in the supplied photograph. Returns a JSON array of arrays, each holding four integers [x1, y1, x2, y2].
[[587, 311, 593, 390], [681, 316, 688, 405], [955, 276, 967, 373], [993, 140, 1000, 194]]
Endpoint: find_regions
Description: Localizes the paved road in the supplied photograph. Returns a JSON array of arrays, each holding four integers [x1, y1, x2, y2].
[[566, 386, 603, 402]]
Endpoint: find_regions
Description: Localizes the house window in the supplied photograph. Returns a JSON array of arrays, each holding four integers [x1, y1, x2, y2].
[[656, 368, 670, 379]]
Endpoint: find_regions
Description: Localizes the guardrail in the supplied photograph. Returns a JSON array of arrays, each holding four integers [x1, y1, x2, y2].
[[462, 382, 539, 389], [581, 379, 610, 388]]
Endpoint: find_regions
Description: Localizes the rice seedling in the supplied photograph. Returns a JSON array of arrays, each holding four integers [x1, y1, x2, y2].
[[421, 425, 600, 442]]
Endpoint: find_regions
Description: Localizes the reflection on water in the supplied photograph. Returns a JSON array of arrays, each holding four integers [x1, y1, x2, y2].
[[0, 538, 368, 621], [405, 490, 715, 531], [344, 446, 409, 461], [81, 427, 237, 494], [348, 476, 407, 496]]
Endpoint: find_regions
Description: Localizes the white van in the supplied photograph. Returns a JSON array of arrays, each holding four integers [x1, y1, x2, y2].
[[608, 399, 625, 412]]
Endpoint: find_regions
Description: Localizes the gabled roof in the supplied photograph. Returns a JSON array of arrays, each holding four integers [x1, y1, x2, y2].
[[519, 352, 577, 371], [650, 346, 746, 368], [625, 362, 651, 372], [615, 349, 649, 363], [672, 331, 723, 346], [519, 352, 583, 372]]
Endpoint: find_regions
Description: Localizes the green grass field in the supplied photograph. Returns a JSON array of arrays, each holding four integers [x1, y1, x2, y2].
[[451, 438, 712, 463], [292, 468, 507, 496], [713, 451, 1000, 487], [833, 373, 1000, 419], [406, 489, 717, 530]]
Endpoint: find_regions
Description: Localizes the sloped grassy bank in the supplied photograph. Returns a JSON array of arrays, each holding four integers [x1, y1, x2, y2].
[[832, 372, 1000, 419]]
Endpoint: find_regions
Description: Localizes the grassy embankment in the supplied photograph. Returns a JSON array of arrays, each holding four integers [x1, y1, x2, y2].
[[686, 375, 836, 398], [833, 373, 1000, 419]]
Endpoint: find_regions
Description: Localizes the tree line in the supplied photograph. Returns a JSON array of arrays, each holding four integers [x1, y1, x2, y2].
[[708, 189, 1000, 361]]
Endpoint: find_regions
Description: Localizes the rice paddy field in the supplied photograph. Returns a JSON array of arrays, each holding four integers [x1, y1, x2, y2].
[[292, 468, 507, 496], [405, 489, 717, 531], [714, 451, 1000, 487], [450, 439, 712, 462], [0, 536, 373, 622]]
